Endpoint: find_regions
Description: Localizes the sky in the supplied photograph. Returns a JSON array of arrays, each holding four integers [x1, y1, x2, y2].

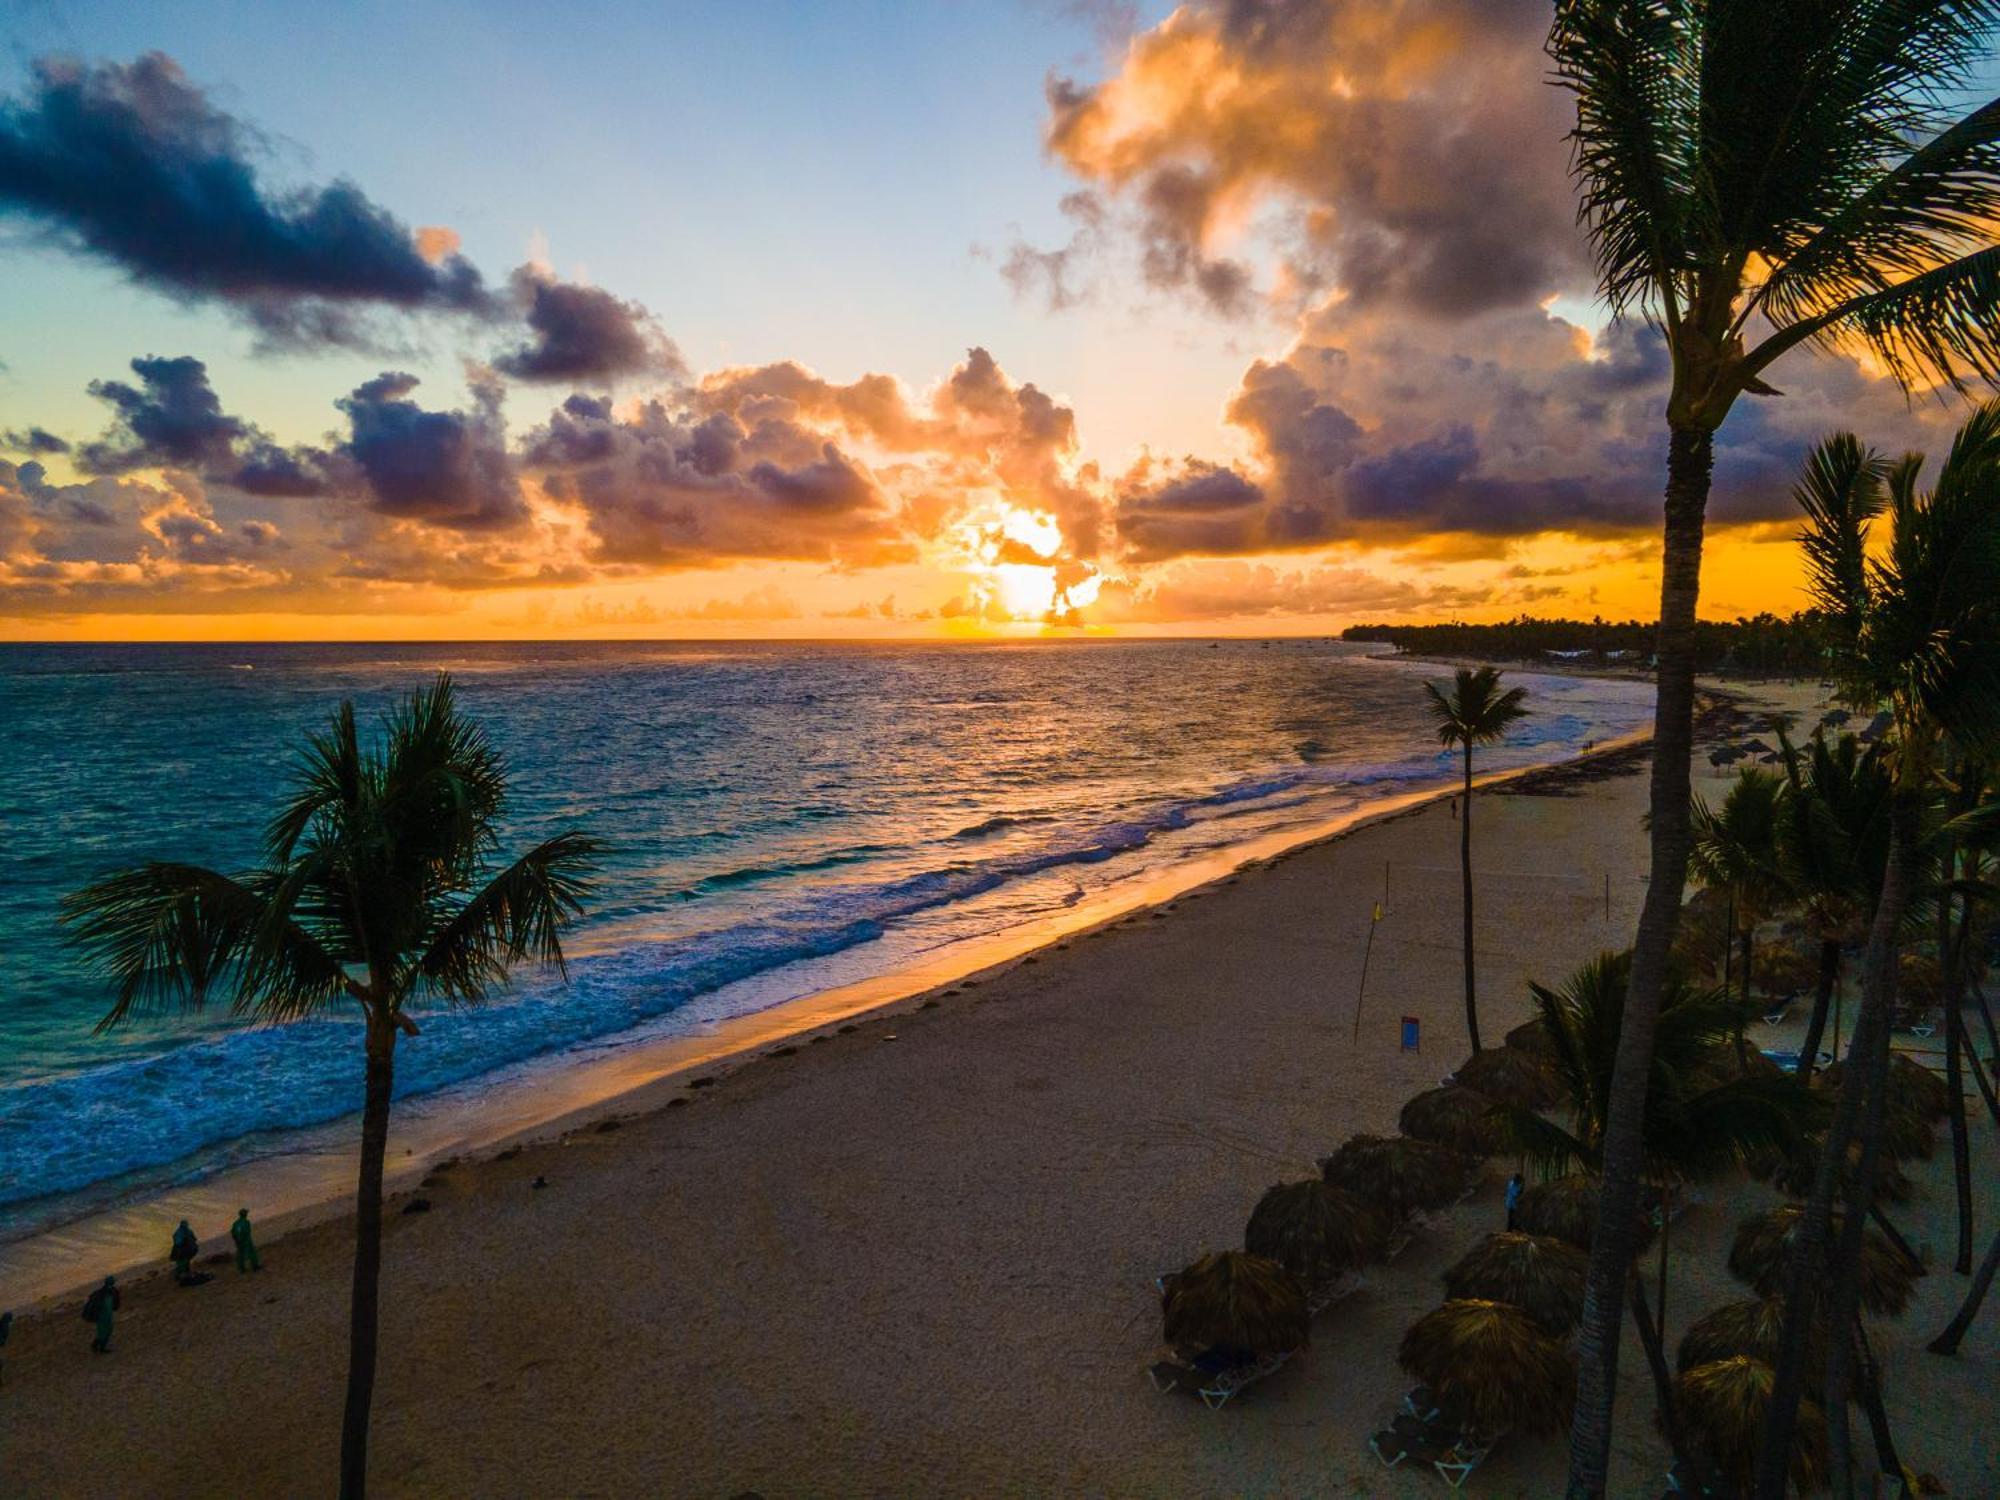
[[0, 0, 1995, 641]]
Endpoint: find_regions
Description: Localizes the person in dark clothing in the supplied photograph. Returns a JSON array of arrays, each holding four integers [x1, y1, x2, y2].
[[170, 1219, 199, 1284], [230, 1209, 262, 1273], [1504, 1173, 1524, 1231], [84, 1277, 120, 1353]]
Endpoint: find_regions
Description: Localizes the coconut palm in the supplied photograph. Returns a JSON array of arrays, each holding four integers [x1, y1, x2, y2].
[[1443, 1232, 1591, 1335], [62, 678, 601, 1500], [1546, 6, 2000, 1485], [1689, 768, 1793, 1056], [1423, 666, 1530, 1055], [1773, 730, 1892, 1084], [1243, 1180, 1388, 1289], [1399, 1299, 1576, 1438], [1762, 411, 2000, 1491]]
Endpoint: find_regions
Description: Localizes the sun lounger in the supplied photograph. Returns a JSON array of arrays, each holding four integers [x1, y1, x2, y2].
[[1761, 996, 1795, 1025], [1435, 1432, 1499, 1490], [1402, 1385, 1471, 1428], [1148, 1348, 1295, 1409], [1307, 1270, 1365, 1316], [1892, 1007, 1938, 1038], [1370, 1420, 1462, 1470]]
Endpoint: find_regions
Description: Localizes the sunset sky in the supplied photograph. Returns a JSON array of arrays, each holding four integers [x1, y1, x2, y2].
[[2, 1, 1995, 641]]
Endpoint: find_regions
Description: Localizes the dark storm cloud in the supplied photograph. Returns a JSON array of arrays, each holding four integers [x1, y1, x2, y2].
[[492, 269, 687, 385], [0, 53, 492, 341], [336, 372, 525, 532], [78, 355, 248, 474], [1, 426, 69, 455]]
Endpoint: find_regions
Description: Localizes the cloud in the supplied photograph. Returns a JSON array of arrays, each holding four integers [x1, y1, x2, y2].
[[1, 426, 69, 455], [1033, 0, 1583, 319], [336, 371, 525, 531], [492, 267, 686, 384], [77, 355, 250, 474], [0, 54, 493, 345]]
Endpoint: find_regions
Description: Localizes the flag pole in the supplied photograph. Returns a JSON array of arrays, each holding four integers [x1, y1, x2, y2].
[[1352, 863, 1389, 1042]]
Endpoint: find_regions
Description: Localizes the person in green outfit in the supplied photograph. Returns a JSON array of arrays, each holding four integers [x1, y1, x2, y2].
[[230, 1208, 261, 1273], [84, 1276, 120, 1353], [169, 1219, 199, 1284]]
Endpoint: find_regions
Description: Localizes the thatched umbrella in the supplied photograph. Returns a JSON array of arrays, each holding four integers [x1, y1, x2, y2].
[[1398, 1299, 1575, 1437], [1319, 1134, 1475, 1221], [1514, 1173, 1656, 1254], [1819, 1054, 1950, 1122], [1453, 1046, 1562, 1110], [1243, 1180, 1389, 1287], [1399, 1085, 1506, 1157], [1688, 1042, 1784, 1091], [1762, 1134, 1915, 1205], [1160, 1251, 1308, 1357], [1441, 1232, 1590, 1334], [1727, 1204, 1919, 1317], [1671, 1356, 1827, 1496], [1503, 1016, 1558, 1063], [1676, 1298, 1829, 1393]]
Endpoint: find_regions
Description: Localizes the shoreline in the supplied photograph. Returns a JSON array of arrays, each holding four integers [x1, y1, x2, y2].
[[0, 717, 1654, 1312]]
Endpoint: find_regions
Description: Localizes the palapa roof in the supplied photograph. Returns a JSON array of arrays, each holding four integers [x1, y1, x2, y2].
[[1440, 1231, 1589, 1334], [1398, 1299, 1575, 1437], [1502, 1016, 1559, 1063], [1670, 1356, 1827, 1496], [1161, 1251, 1309, 1357], [1513, 1173, 1656, 1254], [1676, 1298, 1828, 1393], [1244, 1180, 1389, 1287], [1453, 1045, 1562, 1110], [1319, 1133, 1476, 1221], [1818, 1053, 1950, 1122], [1398, 1085, 1506, 1157], [1727, 1203, 1921, 1317]]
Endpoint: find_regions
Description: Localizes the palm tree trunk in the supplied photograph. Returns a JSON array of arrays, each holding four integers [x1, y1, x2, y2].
[[1755, 787, 1918, 1499], [1797, 938, 1840, 1084], [1965, 1026, 2000, 1127], [1851, 1318, 1904, 1489], [1462, 745, 1480, 1054], [1929, 1223, 2000, 1355], [1628, 1271, 1701, 1482], [1737, 924, 1754, 1065], [1566, 423, 1712, 1500], [1942, 871, 1974, 1273], [340, 1017, 398, 1500]]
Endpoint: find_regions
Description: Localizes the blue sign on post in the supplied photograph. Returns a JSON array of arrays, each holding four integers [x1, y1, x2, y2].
[[1401, 1015, 1421, 1052]]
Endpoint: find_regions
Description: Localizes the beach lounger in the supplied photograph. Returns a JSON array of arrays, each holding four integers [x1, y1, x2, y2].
[[1307, 1270, 1365, 1316], [1383, 1227, 1415, 1261], [1369, 1419, 1462, 1470], [1435, 1432, 1499, 1490], [1761, 996, 1795, 1026], [1401, 1385, 1471, 1428], [1148, 1349, 1295, 1409]]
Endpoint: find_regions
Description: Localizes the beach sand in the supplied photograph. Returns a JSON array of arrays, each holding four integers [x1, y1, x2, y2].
[[3, 679, 1995, 1498]]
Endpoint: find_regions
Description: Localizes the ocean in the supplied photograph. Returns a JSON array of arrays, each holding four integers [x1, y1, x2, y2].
[[0, 639, 1652, 1240]]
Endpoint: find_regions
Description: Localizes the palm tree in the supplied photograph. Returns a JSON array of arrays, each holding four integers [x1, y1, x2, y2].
[[62, 677, 601, 1500], [1548, 8, 2000, 1488], [1758, 411, 2000, 1496], [1773, 728, 1892, 1084], [1508, 950, 1821, 1486], [1688, 768, 1792, 1058], [1424, 665, 1529, 1054]]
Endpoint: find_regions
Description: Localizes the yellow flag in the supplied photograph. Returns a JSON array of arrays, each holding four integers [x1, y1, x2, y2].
[[1372, 900, 1383, 923]]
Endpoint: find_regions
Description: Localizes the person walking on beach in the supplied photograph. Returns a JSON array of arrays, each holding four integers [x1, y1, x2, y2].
[[230, 1208, 262, 1273], [83, 1276, 120, 1353], [170, 1219, 199, 1284], [1504, 1173, 1524, 1232]]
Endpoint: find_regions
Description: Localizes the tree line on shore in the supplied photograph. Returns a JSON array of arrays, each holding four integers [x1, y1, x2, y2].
[[1343, 614, 1834, 680]]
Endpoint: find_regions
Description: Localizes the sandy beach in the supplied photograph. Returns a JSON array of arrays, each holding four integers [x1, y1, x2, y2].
[[3, 679, 1995, 1499]]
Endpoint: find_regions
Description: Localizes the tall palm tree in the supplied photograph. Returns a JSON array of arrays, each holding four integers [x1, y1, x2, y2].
[[1757, 411, 2000, 1496], [1547, 8, 2000, 1489], [62, 677, 601, 1500], [1774, 729, 1892, 1084], [1689, 768, 1792, 1058], [1424, 665, 1530, 1054]]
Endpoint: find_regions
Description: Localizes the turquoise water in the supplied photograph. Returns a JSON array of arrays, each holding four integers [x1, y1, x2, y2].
[[0, 639, 1651, 1232]]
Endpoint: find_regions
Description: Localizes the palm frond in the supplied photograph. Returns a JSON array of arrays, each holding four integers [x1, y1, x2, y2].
[[1792, 433, 1887, 644], [61, 863, 345, 1029], [408, 831, 604, 1006]]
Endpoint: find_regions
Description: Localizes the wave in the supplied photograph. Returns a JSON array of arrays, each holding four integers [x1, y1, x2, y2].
[[0, 682, 1638, 1223]]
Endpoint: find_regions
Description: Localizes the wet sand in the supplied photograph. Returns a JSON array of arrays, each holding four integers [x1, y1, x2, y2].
[[2, 680, 1994, 1498]]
